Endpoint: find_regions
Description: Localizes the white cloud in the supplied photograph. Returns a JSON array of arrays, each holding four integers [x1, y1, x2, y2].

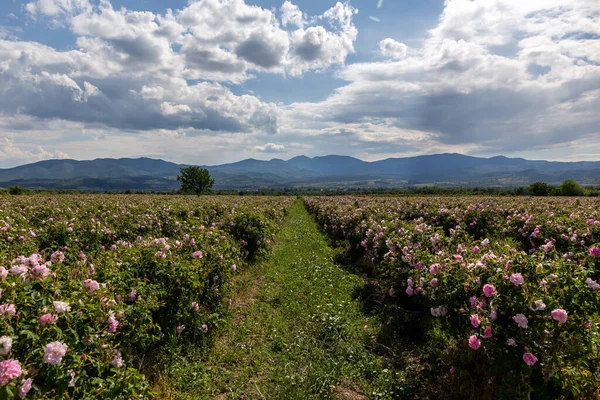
[[379, 38, 407, 59], [283, 0, 600, 156], [0, 137, 69, 166], [254, 143, 286, 153], [0, 0, 359, 143], [281, 1, 305, 29]]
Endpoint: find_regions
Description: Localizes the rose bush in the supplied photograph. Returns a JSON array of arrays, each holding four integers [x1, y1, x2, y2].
[[0, 195, 291, 398], [305, 196, 600, 398]]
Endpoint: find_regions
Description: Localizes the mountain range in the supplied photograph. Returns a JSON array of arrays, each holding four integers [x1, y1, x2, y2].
[[1, 154, 599, 191]]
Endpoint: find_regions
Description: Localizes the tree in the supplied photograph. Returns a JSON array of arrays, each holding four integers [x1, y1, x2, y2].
[[177, 166, 214, 196], [8, 185, 25, 195], [529, 182, 552, 196], [558, 179, 584, 196]]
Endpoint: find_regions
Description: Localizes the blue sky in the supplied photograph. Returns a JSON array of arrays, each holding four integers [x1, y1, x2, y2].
[[0, 0, 599, 167]]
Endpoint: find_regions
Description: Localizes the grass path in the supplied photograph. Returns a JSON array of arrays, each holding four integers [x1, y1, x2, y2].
[[155, 200, 403, 399]]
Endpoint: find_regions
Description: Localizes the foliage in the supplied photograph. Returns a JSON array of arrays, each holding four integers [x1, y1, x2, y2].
[[0, 195, 291, 398], [306, 195, 600, 398], [7, 186, 26, 195], [558, 179, 585, 196], [529, 182, 553, 196], [177, 166, 214, 196]]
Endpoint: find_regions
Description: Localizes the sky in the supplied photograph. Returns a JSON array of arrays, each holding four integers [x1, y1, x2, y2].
[[0, 0, 599, 167]]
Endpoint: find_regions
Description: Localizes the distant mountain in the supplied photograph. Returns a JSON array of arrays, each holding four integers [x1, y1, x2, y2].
[[1, 154, 599, 191]]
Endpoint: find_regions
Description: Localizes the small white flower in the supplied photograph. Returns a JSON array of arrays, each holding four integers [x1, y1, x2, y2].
[[53, 301, 71, 314], [0, 336, 12, 355]]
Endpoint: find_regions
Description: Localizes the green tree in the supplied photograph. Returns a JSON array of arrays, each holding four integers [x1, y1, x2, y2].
[[529, 182, 552, 196], [8, 185, 25, 195], [558, 179, 584, 196], [177, 166, 214, 196]]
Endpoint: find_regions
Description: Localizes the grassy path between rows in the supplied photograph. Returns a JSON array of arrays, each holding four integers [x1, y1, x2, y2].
[[155, 200, 404, 399]]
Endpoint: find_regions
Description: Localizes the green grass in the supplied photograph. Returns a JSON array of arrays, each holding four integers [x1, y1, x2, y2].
[[153, 200, 409, 399]]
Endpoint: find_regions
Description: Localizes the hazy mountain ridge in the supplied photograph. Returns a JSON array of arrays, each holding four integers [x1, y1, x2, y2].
[[1, 154, 599, 191]]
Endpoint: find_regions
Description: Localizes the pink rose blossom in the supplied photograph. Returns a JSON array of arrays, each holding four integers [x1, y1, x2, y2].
[[590, 247, 600, 257], [192, 251, 203, 259], [510, 273, 524, 286], [430, 278, 438, 287], [470, 314, 480, 328], [18, 378, 32, 398], [0, 304, 16, 316], [469, 296, 477, 308], [0, 359, 22, 386], [429, 264, 440, 275], [39, 313, 57, 327], [50, 251, 65, 264], [484, 326, 493, 338], [482, 284, 495, 297], [468, 335, 481, 350], [43, 341, 68, 365], [112, 353, 123, 368], [202, 324, 209, 333], [191, 302, 200, 312], [83, 279, 99, 294], [551, 309, 567, 324], [523, 352, 538, 366], [513, 313, 528, 328], [585, 278, 600, 290]]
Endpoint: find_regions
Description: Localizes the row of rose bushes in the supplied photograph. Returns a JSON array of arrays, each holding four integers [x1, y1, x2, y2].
[[0, 195, 292, 398], [305, 196, 600, 398]]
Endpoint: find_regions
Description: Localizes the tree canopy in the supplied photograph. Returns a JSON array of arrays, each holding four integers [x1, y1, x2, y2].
[[558, 179, 584, 196], [177, 166, 214, 196], [529, 182, 553, 196]]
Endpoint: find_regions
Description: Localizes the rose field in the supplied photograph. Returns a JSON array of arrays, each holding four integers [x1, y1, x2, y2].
[[305, 196, 600, 399], [0, 195, 291, 399], [0, 194, 598, 399]]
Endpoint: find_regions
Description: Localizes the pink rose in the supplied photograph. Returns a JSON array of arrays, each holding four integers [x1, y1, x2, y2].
[[468, 335, 481, 350], [551, 309, 567, 324], [83, 279, 99, 294], [510, 273, 524, 286], [18, 378, 32, 398], [512, 313, 528, 328], [39, 313, 57, 327], [43, 341, 67, 365], [523, 352, 538, 366], [0, 359, 22, 386], [470, 314, 480, 328], [482, 284, 495, 297], [590, 247, 600, 257], [484, 326, 493, 338]]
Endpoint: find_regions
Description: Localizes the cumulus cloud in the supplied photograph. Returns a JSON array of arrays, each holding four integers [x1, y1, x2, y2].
[[0, 137, 69, 166], [379, 38, 407, 59], [3, 0, 359, 139], [254, 143, 286, 153], [284, 0, 600, 155]]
